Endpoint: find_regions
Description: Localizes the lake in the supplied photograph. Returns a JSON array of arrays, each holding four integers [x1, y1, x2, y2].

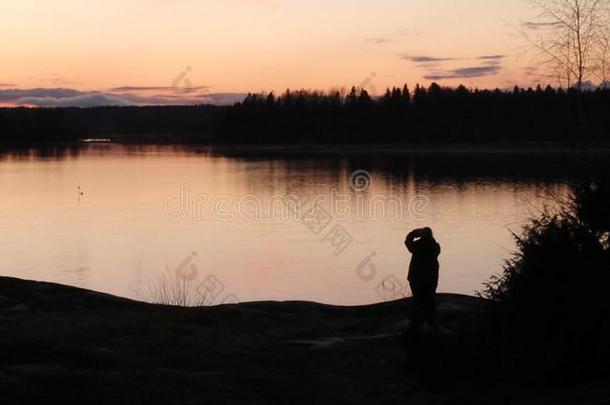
[[1, 144, 602, 305]]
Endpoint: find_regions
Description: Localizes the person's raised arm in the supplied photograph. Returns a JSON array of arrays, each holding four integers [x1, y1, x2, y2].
[[404, 229, 419, 253]]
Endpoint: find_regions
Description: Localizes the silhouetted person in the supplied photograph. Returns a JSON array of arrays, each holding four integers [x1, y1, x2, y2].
[[405, 227, 441, 326]]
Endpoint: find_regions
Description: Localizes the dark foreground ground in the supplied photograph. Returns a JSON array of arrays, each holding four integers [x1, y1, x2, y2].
[[1, 277, 609, 404]]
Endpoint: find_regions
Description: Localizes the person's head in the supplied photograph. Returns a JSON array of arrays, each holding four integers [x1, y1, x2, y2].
[[420, 227, 433, 240]]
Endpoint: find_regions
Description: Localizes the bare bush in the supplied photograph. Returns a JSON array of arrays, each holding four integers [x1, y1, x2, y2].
[[147, 265, 209, 307]]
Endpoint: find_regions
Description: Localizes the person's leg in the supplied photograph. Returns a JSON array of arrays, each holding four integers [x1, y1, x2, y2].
[[416, 284, 431, 325], [425, 282, 438, 325], [409, 281, 424, 327]]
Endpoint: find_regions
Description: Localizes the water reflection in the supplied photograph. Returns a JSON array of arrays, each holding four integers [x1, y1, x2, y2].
[[0, 144, 605, 305]]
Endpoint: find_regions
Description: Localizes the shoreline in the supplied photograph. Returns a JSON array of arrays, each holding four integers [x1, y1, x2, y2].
[[4, 140, 610, 156], [2, 276, 608, 403]]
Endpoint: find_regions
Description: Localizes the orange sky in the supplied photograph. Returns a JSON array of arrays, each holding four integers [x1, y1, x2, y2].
[[0, 0, 546, 105]]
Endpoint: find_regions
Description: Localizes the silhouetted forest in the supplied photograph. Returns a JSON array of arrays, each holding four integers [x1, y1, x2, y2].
[[2, 84, 610, 145], [0, 106, 227, 144]]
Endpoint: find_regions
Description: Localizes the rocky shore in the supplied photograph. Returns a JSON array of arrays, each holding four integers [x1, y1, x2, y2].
[[1, 276, 608, 404]]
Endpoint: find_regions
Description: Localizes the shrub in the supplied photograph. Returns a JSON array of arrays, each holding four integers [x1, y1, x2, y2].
[[481, 176, 610, 380]]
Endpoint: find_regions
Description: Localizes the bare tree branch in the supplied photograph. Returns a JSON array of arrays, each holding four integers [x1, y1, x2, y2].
[[521, 0, 609, 90]]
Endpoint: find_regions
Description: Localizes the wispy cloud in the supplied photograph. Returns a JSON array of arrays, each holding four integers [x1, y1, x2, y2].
[[399, 28, 423, 37], [0, 87, 246, 107], [364, 37, 390, 44], [47, 76, 82, 86], [109, 85, 209, 93], [522, 21, 562, 30], [400, 54, 458, 63], [110, 86, 176, 91], [402, 54, 504, 64], [18, 93, 132, 108], [523, 66, 538, 77], [401, 52, 505, 81], [478, 55, 505, 61], [0, 88, 83, 102], [424, 65, 502, 80]]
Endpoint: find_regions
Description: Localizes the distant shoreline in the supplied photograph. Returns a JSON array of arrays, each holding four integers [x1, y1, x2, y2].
[[4, 140, 610, 155], [2, 87, 610, 146], [201, 141, 610, 155]]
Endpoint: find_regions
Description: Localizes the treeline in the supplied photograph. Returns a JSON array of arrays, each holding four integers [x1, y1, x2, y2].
[[0, 106, 228, 145], [220, 84, 610, 143], [1, 83, 610, 145]]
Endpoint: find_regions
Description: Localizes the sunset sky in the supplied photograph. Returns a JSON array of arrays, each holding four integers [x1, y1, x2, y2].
[[0, 0, 543, 106]]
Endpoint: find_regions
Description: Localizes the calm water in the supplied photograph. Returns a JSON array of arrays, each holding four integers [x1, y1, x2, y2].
[[1, 144, 598, 305]]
